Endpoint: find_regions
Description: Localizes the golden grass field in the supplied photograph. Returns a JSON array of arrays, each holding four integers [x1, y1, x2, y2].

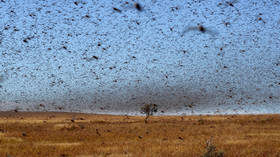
[[0, 112, 280, 157]]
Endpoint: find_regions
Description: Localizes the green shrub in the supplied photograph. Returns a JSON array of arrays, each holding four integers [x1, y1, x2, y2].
[[201, 138, 224, 157]]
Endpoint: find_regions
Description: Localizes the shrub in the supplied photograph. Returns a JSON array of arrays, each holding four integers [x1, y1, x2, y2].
[[201, 138, 224, 157], [140, 104, 158, 123]]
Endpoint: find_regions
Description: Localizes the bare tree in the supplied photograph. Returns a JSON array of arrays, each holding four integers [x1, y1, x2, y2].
[[140, 104, 158, 123]]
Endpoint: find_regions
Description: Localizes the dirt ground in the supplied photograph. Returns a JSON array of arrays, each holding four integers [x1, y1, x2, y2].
[[0, 111, 280, 157]]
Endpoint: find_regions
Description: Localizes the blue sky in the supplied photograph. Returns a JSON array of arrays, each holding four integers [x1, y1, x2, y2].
[[0, 0, 279, 115]]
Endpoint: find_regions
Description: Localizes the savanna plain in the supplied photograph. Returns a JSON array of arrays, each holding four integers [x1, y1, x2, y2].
[[0, 112, 280, 157]]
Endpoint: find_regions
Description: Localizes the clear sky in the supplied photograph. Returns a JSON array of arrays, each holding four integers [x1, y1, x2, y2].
[[0, 0, 279, 115]]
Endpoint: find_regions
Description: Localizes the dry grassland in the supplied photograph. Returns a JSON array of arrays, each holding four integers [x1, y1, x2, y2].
[[0, 112, 280, 157]]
